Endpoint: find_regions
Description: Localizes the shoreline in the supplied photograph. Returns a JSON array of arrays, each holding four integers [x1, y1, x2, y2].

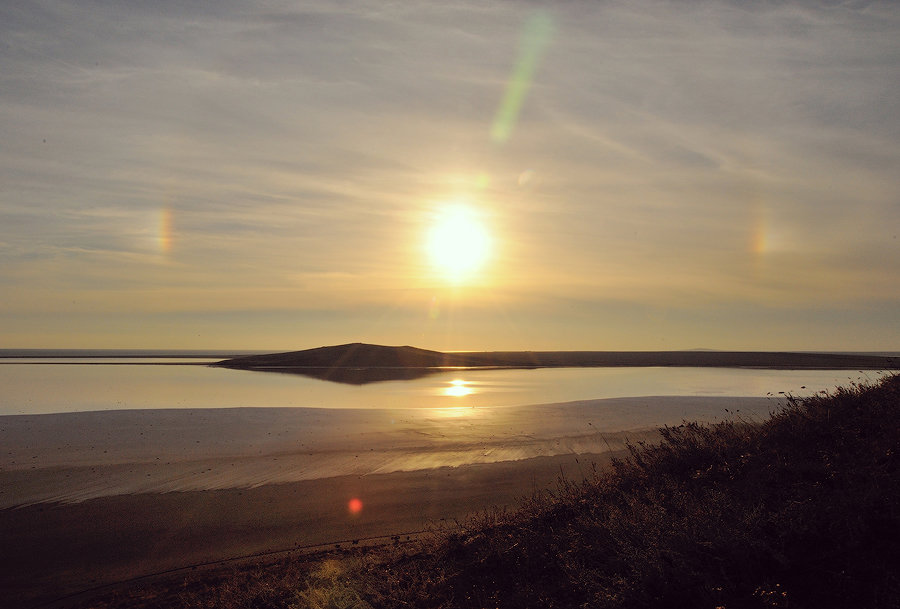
[[0, 396, 782, 508]]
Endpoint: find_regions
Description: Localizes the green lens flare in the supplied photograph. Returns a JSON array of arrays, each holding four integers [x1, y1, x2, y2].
[[491, 12, 555, 144]]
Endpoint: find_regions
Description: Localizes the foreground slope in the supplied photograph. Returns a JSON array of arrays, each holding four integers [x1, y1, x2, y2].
[[89, 375, 899, 609], [79, 376, 900, 609], [349, 375, 900, 608]]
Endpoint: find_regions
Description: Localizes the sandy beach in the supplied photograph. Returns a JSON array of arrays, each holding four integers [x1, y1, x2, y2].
[[0, 396, 781, 608], [2, 452, 618, 609]]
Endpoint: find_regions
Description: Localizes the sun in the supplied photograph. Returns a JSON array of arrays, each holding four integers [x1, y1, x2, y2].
[[426, 205, 491, 282]]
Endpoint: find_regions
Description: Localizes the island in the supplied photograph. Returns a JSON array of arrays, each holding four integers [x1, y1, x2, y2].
[[212, 342, 900, 384]]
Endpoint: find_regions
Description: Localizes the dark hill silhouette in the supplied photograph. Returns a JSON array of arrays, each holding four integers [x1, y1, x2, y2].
[[214, 343, 464, 370], [245, 365, 444, 385], [213, 344, 900, 382]]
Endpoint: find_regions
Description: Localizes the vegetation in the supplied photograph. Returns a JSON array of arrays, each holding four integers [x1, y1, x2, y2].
[[84, 375, 900, 609]]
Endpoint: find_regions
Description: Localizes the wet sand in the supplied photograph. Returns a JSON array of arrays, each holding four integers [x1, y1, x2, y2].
[[0, 396, 782, 607], [1, 452, 620, 608], [0, 397, 780, 507]]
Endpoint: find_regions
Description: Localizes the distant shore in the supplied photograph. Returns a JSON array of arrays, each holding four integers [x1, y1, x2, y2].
[[215, 343, 900, 374], [0, 349, 266, 359]]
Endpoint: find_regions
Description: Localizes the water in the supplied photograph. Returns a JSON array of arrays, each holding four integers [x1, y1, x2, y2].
[[0, 360, 889, 506], [0, 358, 885, 415]]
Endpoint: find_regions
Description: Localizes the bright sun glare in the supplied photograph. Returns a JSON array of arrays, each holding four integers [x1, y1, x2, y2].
[[426, 205, 491, 282], [443, 379, 473, 397]]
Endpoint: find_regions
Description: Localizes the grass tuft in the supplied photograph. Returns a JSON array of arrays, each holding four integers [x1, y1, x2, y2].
[[293, 559, 372, 609]]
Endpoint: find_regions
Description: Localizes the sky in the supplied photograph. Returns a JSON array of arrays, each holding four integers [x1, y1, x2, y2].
[[1, 0, 898, 351]]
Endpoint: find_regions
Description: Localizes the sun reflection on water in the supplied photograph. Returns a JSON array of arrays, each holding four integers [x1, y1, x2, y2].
[[431, 379, 478, 417], [443, 379, 473, 397]]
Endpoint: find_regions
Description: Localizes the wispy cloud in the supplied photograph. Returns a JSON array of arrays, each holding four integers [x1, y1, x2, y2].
[[1, 0, 898, 348]]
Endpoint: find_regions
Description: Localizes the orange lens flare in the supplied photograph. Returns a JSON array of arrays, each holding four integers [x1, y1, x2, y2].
[[348, 497, 363, 515]]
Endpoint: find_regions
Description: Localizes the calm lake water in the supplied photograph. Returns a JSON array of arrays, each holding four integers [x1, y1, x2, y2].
[[0, 358, 886, 416]]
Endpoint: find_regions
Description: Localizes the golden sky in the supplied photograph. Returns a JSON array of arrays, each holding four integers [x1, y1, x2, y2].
[[1, 1, 898, 350]]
